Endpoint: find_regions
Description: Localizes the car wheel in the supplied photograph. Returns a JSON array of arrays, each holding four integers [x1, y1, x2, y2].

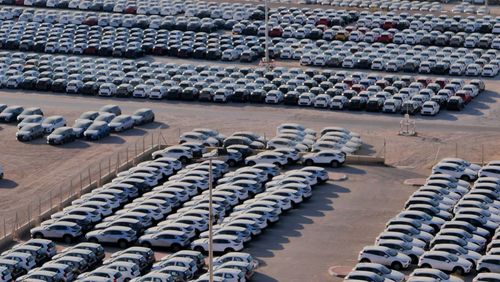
[[330, 160, 340, 168], [479, 268, 490, 273], [247, 161, 256, 166], [179, 156, 188, 164], [409, 255, 418, 264], [391, 261, 403, 270], [359, 258, 370, 263], [63, 234, 74, 244], [141, 241, 152, 248], [124, 279, 130, 282], [304, 159, 314, 166], [194, 246, 205, 253], [33, 232, 44, 239], [453, 267, 465, 275], [460, 175, 470, 182], [273, 162, 281, 167], [171, 243, 181, 252], [227, 159, 236, 167], [421, 263, 431, 268], [224, 247, 235, 253], [88, 237, 98, 243], [118, 239, 128, 249]]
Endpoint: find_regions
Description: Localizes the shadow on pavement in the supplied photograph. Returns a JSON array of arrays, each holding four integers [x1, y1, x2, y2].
[[246, 181, 350, 258], [97, 135, 126, 144], [251, 272, 280, 282], [0, 179, 18, 189]]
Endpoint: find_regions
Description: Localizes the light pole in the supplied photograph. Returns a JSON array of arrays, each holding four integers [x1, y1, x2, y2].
[[264, 0, 270, 71], [208, 157, 214, 282]]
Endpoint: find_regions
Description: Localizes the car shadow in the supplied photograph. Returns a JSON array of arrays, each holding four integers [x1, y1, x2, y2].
[[117, 128, 147, 136], [96, 135, 126, 144], [0, 178, 18, 189], [140, 122, 168, 130], [334, 165, 367, 175], [251, 272, 280, 282], [245, 182, 349, 258], [56, 140, 91, 149]]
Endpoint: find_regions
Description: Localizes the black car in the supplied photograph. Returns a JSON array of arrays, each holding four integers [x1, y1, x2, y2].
[[166, 86, 182, 100], [16, 123, 45, 142], [402, 61, 419, 73], [447, 96, 465, 111], [19, 77, 38, 90], [347, 97, 367, 111], [249, 89, 266, 103], [431, 62, 450, 75], [51, 79, 67, 93], [47, 127, 76, 145], [181, 87, 199, 100], [116, 84, 134, 98], [284, 91, 300, 105], [366, 98, 384, 112], [81, 82, 100, 96], [36, 77, 53, 91], [232, 89, 249, 102]]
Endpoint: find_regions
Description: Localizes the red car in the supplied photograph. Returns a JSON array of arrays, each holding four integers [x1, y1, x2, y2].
[[316, 17, 331, 26], [455, 90, 472, 104], [434, 78, 449, 89], [382, 20, 397, 30], [15, 0, 24, 5], [378, 33, 393, 43], [269, 27, 283, 37], [416, 77, 432, 87], [124, 5, 137, 14]]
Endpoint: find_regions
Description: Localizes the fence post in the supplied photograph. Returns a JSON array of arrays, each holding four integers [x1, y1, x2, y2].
[[88, 167, 91, 188], [14, 212, 18, 239], [60, 186, 63, 210], [455, 143, 458, 158], [134, 143, 137, 165], [116, 153, 120, 175], [79, 173, 83, 197], [108, 156, 111, 176], [126, 147, 129, 166], [38, 197, 41, 224], [28, 204, 31, 226], [151, 133, 154, 150], [49, 191, 52, 210], [3, 218, 5, 238], [70, 179, 74, 197], [143, 135, 146, 153], [98, 162, 102, 187], [481, 144, 485, 166]]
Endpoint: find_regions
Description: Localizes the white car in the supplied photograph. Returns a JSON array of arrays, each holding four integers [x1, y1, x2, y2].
[[297, 93, 316, 106], [358, 246, 411, 270], [345, 271, 393, 282], [352, 263, 405, 282], [313, 94, 331, 108], [105, 262, 141, 280], [86, 226, 137, 248], [420, 101, 440, 116], [301, 150, 346, 167], [245, 152, 287, 166], [418, 251, 473, 275], [409, 268, 463, 282], [152, 146, 193, 163], [478, 165, 500, 178], [30, 222, 82, 243], [41, 116, 66, 134], [432, 163, 478, 182], [476, 255, 500, 272], [191, 235, 244, 253]]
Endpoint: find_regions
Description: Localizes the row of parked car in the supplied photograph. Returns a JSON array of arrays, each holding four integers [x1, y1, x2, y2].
[[0, 236, 257, 282], [350, 158, 500, 282], [17, 125, 341, 281], [316, 0, 445, 13], [0, 103, 155, 144], [0, 52, 489, 117]]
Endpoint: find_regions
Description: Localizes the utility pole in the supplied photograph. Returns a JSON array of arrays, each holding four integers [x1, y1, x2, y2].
[[264, 0, 270, 71], [208, 157, 214, 282]]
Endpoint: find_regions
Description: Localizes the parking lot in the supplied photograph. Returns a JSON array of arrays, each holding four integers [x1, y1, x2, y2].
[[0, 0, 499, 281]]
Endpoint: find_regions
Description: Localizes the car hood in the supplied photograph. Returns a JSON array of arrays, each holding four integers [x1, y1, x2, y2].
[[48, 134, 62, 139]]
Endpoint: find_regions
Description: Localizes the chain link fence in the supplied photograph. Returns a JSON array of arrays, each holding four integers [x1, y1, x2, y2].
[[0, 129, 175, 243]]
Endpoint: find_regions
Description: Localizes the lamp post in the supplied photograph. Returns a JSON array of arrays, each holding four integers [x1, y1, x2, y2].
[[264, 0, 270, 71], [208, 157, 214, 282]]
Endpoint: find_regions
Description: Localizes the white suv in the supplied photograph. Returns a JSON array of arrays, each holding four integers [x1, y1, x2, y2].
[[358, 246, 411, 270], [301, 150, 346, 167], [418, 251, 473, 275]]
